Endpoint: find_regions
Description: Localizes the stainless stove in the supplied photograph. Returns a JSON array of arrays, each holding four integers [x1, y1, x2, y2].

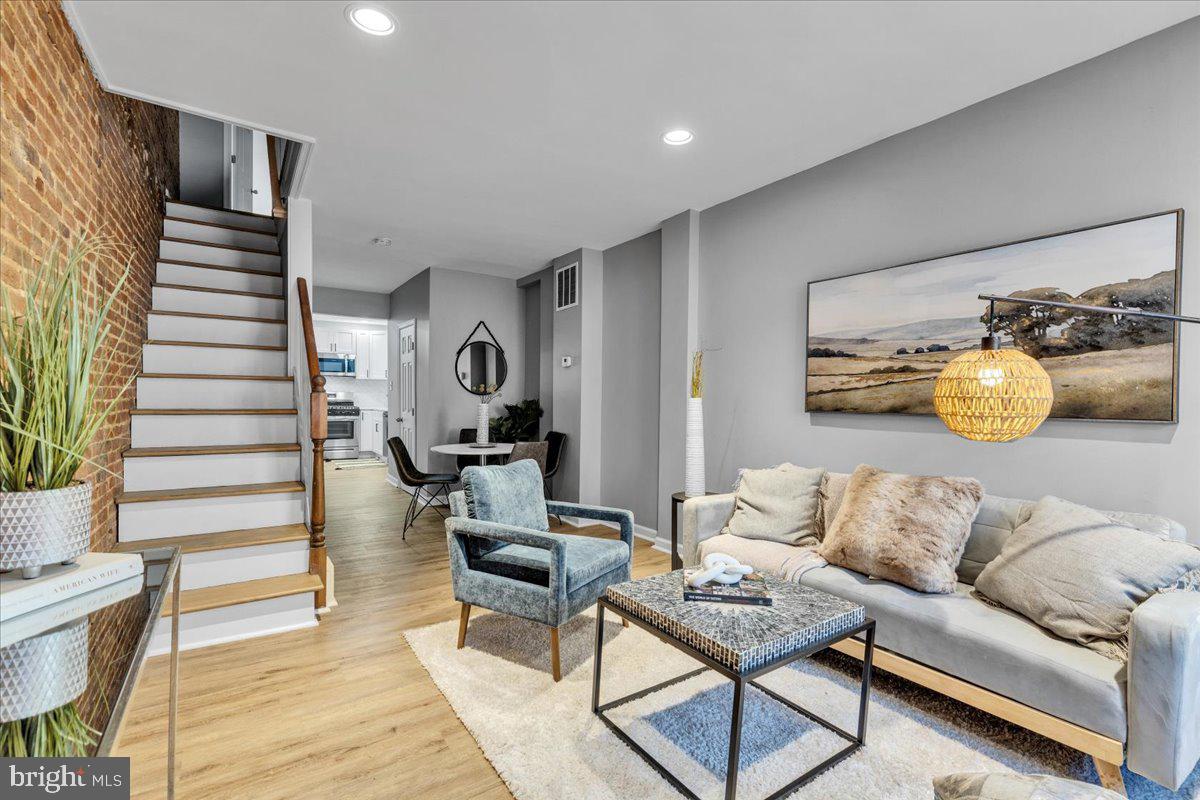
[[326, 393, 360, 460]]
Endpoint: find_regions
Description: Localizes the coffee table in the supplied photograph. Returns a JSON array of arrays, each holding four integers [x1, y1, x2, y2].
[[593, 570, 875, 800]]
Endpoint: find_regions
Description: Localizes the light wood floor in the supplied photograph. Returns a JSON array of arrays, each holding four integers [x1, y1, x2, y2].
[[117, 465, 671, 799]]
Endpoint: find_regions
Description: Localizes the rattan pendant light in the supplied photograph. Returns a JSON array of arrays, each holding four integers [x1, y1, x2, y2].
[[933, 335, 1053, 443]]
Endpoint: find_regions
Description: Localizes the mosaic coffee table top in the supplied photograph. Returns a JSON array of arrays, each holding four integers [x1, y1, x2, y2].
[[604, 570, 865, 674]]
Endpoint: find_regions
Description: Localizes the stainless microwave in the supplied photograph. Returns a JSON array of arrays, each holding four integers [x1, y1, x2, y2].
[[318, 352, 357, 377]]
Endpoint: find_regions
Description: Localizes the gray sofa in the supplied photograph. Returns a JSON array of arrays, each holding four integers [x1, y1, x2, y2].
[[681, 476, 1199, 793]]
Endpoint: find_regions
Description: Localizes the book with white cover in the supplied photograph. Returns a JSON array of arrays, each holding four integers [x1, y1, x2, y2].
[[0, 575, 144, 647], [0, 552, 144, 622]]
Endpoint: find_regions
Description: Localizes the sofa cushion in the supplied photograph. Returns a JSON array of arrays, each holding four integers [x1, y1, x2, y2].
[[974, 495, 1200, 661], [799, 565, 1128, 741], [472, 535, 629, 593], [723, 464, 825, 546], [698, 533, 822, 582], [819, 465, 983, 594]]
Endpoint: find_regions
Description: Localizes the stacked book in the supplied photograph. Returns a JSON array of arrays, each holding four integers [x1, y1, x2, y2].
[[682, 570, 773, 606], [1, 552, 144, 623]]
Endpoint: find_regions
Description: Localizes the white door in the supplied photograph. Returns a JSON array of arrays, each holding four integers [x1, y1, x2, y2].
[[397, 322, 417, 457], [228, 125, 256, 212]]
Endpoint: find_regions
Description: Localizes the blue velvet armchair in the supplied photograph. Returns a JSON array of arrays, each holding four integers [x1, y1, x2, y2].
[[445, 474, 634, 681]]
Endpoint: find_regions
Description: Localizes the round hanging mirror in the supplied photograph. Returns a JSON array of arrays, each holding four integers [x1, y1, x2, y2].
[[455, 341, 508, 395]]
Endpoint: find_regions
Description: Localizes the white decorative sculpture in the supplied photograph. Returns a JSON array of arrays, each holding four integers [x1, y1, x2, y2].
[[686, 552, 754, 588]]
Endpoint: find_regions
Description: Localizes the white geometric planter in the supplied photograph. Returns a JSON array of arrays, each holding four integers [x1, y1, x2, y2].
[[0, 617, 89, 723], [0, 482, 92, 579], [684, 397, 706, 496]]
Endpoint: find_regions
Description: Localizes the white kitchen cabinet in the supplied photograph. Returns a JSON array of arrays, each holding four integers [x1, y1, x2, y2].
[[360, 409, 385, 456], [355, 331, 389, 380], [314, 323, 355, 354]]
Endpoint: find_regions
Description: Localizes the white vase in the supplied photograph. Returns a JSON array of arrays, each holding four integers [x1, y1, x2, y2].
[[476, 403, 490, 445], [684, 397, 705, 496]]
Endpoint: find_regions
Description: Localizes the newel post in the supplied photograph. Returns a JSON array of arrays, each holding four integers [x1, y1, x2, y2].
[[310, 373, 328, 608]]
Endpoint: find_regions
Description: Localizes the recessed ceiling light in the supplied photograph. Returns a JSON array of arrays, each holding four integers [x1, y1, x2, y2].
[[345, 4, 397, 36], [372, 236, 393, 247], [662, 129, 694, 146]]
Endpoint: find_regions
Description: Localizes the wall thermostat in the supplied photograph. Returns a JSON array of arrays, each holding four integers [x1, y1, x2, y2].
[[561, 355, 573, 368]]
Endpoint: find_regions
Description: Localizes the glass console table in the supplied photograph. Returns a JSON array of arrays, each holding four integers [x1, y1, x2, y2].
[[1, 546, 181, 798]]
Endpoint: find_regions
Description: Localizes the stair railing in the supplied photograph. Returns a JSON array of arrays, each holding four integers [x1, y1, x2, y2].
[[297, 277, 327, 607]]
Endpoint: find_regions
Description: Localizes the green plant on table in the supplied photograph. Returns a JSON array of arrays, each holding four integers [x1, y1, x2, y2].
[[0, 237, 135, 491], [489, 398, 544, 442]]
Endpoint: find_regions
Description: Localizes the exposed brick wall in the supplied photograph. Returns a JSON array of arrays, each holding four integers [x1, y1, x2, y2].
[[1, 0, 179, 732]]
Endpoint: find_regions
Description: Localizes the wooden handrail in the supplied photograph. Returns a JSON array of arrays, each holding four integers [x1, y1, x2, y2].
[[297, 277, 327, 608], [266, 134, 286, 219]]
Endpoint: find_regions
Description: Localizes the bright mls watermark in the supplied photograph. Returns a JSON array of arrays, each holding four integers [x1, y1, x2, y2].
[[2, 758, 129, 798]]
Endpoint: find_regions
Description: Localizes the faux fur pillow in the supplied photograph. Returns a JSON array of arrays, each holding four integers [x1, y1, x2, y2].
[[818, 465, 983, 594], [723, 464, 825, 547]]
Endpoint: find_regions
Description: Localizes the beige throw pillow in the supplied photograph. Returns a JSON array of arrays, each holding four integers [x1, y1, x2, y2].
[[933, 772, 1124, 800], [722, 464, 825, 547], [974, 495, 1200, 660], [819, 465, 983, 594]]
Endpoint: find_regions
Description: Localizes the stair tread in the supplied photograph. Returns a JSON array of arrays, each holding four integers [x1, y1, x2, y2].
[[117, 480, 305, 504], [167, 199, 277, 221], [164, 215, 277, 236], [145, 339, 286, 351], [160, 572, 322, 617], [155, 283, 283, 300], [138, 372, 292, 381], [162, 236, 278, 256], [124, 443, 300, 458], [130, 408, 297, 415], [116, 524, 310, 555], [158, 259, 281, 277], [149, 309, 286, 324]]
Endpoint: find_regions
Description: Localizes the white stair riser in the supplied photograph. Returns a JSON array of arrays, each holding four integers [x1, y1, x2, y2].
[[142, 344, 285, 376], [131, 414, 297, 447], [179, 541, 310, 591], [152, 286, 283, 319], [165, 202, 276, 233], [164, 218, 278, 251], [148, 314, 286, 347], [148, 593, 316, 656], [160, 239, 280, 272], [123, 452, 300, 491], [137, 377, 293, 409], [156, 262, 281, 295], [118, 492, 305, 539]]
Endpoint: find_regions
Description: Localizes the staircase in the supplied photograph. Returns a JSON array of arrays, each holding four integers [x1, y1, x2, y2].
[[117, 201, 322, 654]]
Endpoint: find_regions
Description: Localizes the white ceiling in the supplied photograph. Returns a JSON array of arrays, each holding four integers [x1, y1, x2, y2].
[[67, 1, 1199, 294]]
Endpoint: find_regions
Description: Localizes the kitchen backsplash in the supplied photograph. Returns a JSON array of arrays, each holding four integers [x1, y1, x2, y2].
[[325, 377, 387, 410]]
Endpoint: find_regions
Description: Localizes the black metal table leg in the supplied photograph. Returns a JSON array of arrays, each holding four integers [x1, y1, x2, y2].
[[725, 678, 746, 800], [857, 621, 875, 744], [592, 602, 605, 712]]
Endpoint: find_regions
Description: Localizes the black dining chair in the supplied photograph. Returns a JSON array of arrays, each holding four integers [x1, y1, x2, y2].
[[388, 436, 458, 539], [456, 427, 504, 473], [542, 431, 567, 502]]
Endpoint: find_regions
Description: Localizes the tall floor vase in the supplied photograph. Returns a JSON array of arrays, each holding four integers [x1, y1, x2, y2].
[[684, 397, 705, 496]]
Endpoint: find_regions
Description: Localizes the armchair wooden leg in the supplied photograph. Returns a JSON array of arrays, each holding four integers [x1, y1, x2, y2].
[[457, 603, 471, 649], [550, 626, 561, 682], [622, 618, 629, 628], [1093, 757, 1126, 797]]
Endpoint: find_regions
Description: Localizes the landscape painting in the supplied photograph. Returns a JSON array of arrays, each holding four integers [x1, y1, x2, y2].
[[805, 211, 1182, 421]]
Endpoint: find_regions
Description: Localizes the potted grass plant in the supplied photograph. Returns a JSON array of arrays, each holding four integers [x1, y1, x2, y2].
[[0, 238, 133, 578]]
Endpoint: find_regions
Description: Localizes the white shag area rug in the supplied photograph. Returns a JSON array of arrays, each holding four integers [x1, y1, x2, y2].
[[403, 610, 1198, 800]]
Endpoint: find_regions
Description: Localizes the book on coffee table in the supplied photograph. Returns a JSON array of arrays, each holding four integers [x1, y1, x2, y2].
[[682, 570, 773, 606]]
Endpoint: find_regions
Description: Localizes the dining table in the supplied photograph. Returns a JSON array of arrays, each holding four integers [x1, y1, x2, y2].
[[430, 441, 515, 466]]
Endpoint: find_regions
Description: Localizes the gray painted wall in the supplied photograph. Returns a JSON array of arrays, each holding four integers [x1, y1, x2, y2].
[[316, 286, 390, 319], [601, 230, 662, 528], [178, 112, 224, 207], [548, 250, 584, 502], [697, 19, 1200, 541], [522, 282, 541, 407]]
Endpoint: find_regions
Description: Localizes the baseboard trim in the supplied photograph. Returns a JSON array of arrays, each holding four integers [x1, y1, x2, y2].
[[148, 618, 318, 657], [586, 519, 669, 554]]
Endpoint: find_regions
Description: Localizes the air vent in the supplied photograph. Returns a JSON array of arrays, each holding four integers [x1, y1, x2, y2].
[[555, 262, 578, 311]]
